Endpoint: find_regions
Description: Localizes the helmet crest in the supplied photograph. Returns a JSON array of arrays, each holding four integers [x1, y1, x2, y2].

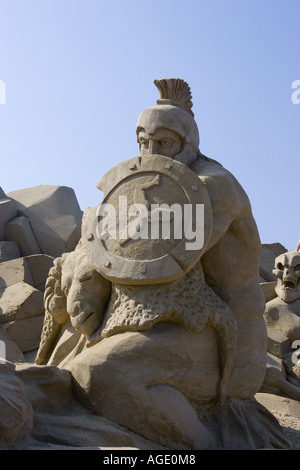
[[154, 78, 194, 117]]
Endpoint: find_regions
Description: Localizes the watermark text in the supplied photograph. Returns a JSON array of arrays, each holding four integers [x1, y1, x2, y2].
[[291, 340, 300, 365], [96, 198, 205, 250], [291, 80, 300, 105], [0, 80, 6, 104], [0, 340, 6, 364]]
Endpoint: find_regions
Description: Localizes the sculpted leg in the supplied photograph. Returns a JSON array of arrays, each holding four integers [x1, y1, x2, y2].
[[66, 326, 219, 449], [140, 384, 216, 449]]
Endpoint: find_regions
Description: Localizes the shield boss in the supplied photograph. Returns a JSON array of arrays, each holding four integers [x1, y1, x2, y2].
[[82, 155, 213, 285]]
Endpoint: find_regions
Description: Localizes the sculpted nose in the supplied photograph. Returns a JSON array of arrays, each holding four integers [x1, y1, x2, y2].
[[283, 267, 291, 278], [148, 139, 158, 155]]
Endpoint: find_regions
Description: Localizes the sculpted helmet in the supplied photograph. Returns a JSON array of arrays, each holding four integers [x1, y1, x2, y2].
[[136, 78, 200, 166]]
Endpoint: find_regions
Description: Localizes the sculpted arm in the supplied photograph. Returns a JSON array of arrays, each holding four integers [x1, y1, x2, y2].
[[264, 300, 300, 343], [194, 160, 266, 396], [196, 162, 262, 291]]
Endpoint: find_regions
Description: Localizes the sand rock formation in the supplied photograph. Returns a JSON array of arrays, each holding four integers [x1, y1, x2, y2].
[[0, 186, 82, 361]]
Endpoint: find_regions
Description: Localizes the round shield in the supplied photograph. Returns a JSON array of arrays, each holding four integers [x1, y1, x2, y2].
[[82, 155, 213, 285]]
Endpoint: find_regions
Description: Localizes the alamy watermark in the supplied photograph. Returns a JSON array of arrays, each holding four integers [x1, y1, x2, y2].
[[292, 341, 300, 365], [0, 340, 6, 364], [291, 80, 300, 105], [0, 80, 6, 104], [96, 197, 205, 250]]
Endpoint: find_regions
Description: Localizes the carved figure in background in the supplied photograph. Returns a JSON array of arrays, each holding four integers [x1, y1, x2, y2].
[[264, 251, 300, 383], [265, 251, 300, 339], [35, 79, 288, 449]]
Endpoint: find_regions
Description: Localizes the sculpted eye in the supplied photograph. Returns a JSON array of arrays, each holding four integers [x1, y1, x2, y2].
[[277, 262, 284, 270], [294, 264, 300, 272], [78, 274, 93, 282], [161, 139, 173, 147], [139, 138, 149, 148]]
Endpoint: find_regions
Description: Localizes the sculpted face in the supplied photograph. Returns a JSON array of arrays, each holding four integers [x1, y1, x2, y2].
[[136, 104, 200, 166], [273, 251, 300, 303], [138, 127, 183, 159], [61, 250, 111, 338]]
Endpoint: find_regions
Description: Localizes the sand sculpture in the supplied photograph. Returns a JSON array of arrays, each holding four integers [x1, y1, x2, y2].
[[263, 247, 300, 399], [0, 78, 292, 449]]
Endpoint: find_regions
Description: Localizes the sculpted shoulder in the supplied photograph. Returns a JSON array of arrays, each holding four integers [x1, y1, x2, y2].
[[190, 155, 252, 218]]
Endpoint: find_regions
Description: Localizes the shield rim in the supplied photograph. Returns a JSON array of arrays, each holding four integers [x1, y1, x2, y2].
[[82, 155, 213, 285]]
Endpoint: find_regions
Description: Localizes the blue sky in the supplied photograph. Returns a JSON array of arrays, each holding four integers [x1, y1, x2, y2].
[[0, 0, 299, 251]]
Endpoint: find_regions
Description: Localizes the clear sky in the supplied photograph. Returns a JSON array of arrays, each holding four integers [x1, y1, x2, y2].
[[0, 0, 299, 251]]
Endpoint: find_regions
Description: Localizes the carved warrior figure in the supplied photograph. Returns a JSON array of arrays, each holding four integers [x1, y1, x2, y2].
[[35, 79, 287, 449], [264, 251, 300, 340], [264, 251, 300, 381]]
